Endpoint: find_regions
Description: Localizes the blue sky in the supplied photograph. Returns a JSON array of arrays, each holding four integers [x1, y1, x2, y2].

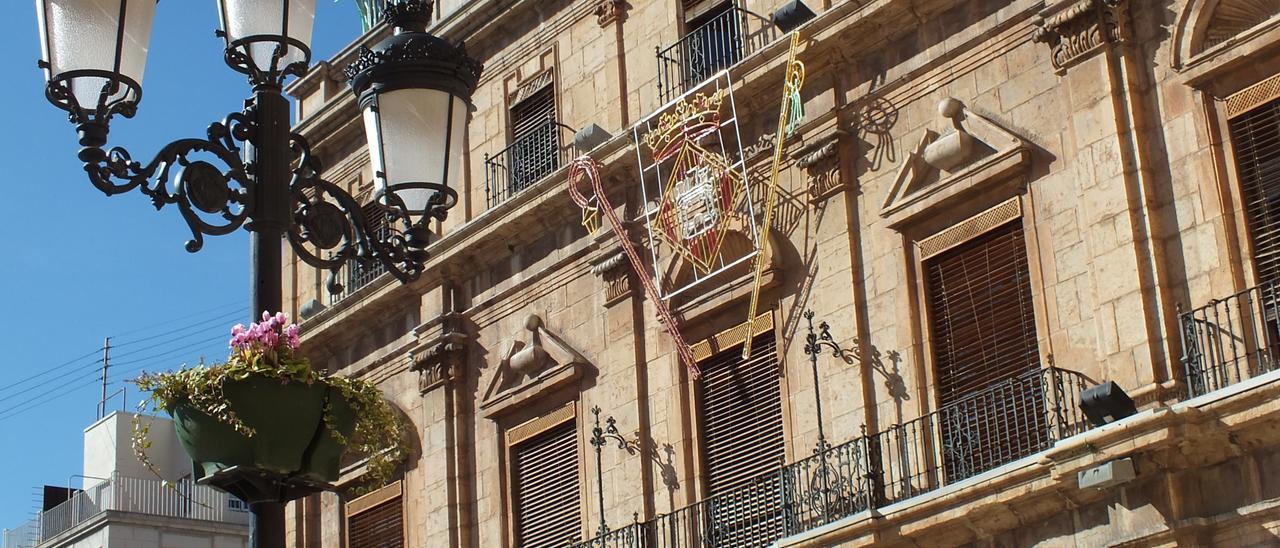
[[0, 2, 363, 527]]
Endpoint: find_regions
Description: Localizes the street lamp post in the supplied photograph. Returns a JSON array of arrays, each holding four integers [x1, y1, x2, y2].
[[801, 309, 851, 519], [589, 405, 628, 540], [33, 1, 480, 546]]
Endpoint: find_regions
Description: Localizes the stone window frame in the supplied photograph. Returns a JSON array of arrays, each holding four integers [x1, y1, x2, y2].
[[502, 47, 562, 145], [896, 190, 1052, 423], [1172, 0, 1280, 76], [497, 400, 588, 546], [1181, 45, 1280, 293]]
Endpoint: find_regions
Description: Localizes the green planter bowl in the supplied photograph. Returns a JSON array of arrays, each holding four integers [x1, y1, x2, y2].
[[298, 386, 357, 483], [172, 375, 326, 480]]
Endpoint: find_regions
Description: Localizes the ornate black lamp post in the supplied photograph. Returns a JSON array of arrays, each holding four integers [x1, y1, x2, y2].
[[34, 1, 479, 546], [589, 405, 628, 540], [802, 309, 851, 516]]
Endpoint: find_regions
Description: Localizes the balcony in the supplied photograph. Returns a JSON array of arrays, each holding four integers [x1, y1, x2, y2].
[[484, 118, 577, 210], [3, 473, 249, 548], [574, 367, 1092, 547], [1180, 279, 1280, 399], [655, 5, 776, 103]]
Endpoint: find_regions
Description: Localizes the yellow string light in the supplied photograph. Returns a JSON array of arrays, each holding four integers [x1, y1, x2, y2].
[[744, 32, 805, 359]]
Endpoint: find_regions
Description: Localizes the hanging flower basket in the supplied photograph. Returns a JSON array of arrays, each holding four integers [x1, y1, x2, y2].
[[133, 312, 405, 489]]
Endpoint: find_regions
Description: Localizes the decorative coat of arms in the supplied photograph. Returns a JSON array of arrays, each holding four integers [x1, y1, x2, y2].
[[632, 73, 759, 300]]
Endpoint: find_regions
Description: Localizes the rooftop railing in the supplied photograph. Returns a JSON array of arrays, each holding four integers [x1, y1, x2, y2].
[[6, 473, 249, 547], [574, 367, 1092, 547], [1180, 279, 1280, 399], [655, 5, 776, 103], [484, 118, 576, 210]]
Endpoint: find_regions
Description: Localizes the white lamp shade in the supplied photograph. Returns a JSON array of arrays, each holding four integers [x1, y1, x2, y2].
[[36, 0, 156, 110], [218, 0, 316, 71], [363, 88, 467, 213]]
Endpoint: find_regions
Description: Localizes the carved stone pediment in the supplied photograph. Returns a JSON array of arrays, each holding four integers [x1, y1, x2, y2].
[[480, 314, 592, 418], [881, 98, 1031, 229]]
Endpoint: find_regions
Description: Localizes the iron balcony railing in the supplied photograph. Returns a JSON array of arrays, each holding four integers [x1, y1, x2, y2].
[[327, 255, 388, 306], [5, 472, 250, 547], [574, 367, 1092, 547], [484, 118, 576, 210], [1180, 279, 1280, 399], [655, 6, 776, 103], [327, 215, 395, 306]]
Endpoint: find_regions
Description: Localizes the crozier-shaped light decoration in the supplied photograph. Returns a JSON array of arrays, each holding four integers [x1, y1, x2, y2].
[[346, 0, 482, 222]]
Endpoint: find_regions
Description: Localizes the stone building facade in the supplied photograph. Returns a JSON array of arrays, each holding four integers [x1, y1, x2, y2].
[[282, 0, 1280, 545]]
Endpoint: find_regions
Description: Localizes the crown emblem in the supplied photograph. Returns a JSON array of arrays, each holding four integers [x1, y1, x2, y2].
[[642, 90, 727, 160]]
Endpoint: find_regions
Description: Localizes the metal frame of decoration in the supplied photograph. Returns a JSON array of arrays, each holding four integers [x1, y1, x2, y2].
[[631, 71, 761, 302]]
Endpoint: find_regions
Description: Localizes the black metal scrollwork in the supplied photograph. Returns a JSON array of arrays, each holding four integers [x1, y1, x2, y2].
[[79, 110, 255, 253], [286, 135, 432, 296]]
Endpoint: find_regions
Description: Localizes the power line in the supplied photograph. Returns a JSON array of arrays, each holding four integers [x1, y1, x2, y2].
[[104, 300, 246, 339], [108, 313, 239, 361], [110, 307, 244, 349], [0, 371, 101, 422], [108, 331, 231, 371], [0, 348, 101, 394]]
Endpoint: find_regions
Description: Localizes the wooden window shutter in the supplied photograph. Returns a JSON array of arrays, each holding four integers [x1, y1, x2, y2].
[[924, 220, 1046, 482], [346, 482, 404, 548], [1228, 95, 1280, 286], [925, 220, 1039, 403], [512, 419, 580, 547], [700, 332, 783, 493]]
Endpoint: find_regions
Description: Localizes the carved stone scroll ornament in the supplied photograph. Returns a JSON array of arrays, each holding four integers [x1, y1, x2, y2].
[[411, 312, 469, 393], [595, 0, 629, 26], [791, 129, 848, 203], [1032, 0, 1130, 72], [591, 251, 633, 305]]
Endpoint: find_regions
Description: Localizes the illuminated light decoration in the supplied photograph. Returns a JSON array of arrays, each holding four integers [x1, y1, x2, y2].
[[632, 73, 760, 302], [744, 32, 806, 359], [567, 157, 701, 378]]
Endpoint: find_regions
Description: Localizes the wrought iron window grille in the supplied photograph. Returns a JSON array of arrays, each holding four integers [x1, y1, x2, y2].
[[655, 4, 777, 103], [484, 117, 577, 209]]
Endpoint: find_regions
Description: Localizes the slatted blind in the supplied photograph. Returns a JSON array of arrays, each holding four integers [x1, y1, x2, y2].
[[513, 419, 580, 548], [924, 220, 1045, 483], [925, 220, 1039, 404], [508, 85, 559, 192], [698, 333, 784, 545], [1229, 96, 1280, 286], [700, 332, 784, 494], [511, 85, 555, 140], [347, 492, 403, 548]]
